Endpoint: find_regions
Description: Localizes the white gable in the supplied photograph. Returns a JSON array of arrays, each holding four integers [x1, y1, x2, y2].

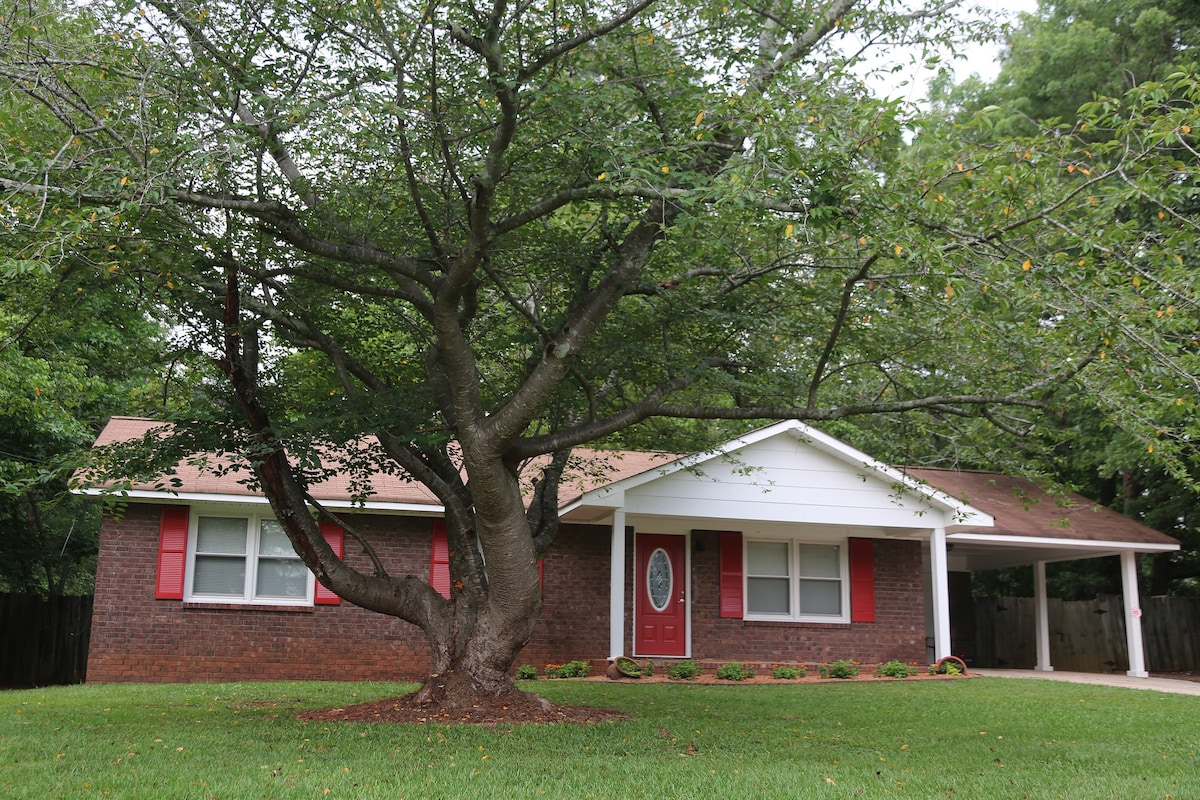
[[565, 421, 991, 532]]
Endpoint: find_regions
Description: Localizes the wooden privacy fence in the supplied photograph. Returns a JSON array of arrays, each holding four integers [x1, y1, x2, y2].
[[972, 594, 1200, 673], [0, 594, 92, 687]]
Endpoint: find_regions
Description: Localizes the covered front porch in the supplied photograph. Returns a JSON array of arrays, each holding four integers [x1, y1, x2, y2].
[[559, 422, 996, 666]]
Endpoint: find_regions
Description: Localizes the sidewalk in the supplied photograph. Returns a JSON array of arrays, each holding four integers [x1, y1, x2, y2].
[[971, 668, 1200, 696]]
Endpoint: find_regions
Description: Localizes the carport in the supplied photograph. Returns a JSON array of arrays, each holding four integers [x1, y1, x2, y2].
[[908, 468, 1181, 678]]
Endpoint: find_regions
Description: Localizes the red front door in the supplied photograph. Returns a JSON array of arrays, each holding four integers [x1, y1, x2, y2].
[[635, 534, 687, 657]]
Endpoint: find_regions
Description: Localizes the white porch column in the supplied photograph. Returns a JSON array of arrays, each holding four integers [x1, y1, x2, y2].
[[608, 509, 627, 661], [930, 528, 952, 660], [1033, 561, 1054, 672], [1120, 551, 1149, 678]]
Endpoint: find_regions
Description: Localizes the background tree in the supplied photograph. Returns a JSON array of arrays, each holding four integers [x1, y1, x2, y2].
[[3, 0, 1198, 707], [0, 263, 173, 595], [922, 0, 1200, 599], [989, 0, 1200, 132]]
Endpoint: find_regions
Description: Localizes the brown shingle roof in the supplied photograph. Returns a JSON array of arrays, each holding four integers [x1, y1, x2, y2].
[[903, 467, 1179, 546], [87, 419, 1180, 549], [88, 417, 675, 509]]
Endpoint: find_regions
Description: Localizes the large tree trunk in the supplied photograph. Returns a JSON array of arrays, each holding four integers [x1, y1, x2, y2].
[[221, 275, 548, 710], [402, 443, 548, 707], [412, 615, 537, 707]]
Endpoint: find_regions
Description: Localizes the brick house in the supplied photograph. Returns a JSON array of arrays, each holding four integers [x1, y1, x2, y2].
[[80, 418, 1178, 683]]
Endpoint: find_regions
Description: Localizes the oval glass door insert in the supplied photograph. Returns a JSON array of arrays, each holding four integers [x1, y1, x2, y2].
[[647, 548, 673, 611]]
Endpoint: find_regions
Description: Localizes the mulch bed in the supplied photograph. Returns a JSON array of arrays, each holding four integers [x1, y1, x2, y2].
[[588, 670, 969, 686], [296, 670, 969, 726]]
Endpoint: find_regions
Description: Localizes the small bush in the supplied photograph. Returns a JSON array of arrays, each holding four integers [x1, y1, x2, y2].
[[716, 662, 755, 681], [544, 659, 591, 679], [771, 665, 804, 680], [515, 664, 538, 680], [560, 660, 591, 678], [875, 660, 916, 679], [818, 659, 860, 679], [641, 661, 654, 677], [666, 659, 702, 680]]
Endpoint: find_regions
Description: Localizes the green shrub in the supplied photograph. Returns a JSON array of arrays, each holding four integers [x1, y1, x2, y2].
[[771, 665, 804, 680], [515, 664, 538, 680], [875, 660, 916, 679], [818, 659, 860, 679], [544, 660, 591, 678], [641, 661, 654, 677], [716, 662, 755, 681], [560, 660, 591, 678], [666, 659, 702, 680]]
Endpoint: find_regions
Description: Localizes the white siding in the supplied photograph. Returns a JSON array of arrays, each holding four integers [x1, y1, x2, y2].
[[622, 433, 956, 529]]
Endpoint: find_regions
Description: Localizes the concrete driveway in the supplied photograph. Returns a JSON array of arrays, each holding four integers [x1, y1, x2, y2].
[[971, 668, 1200, 696]]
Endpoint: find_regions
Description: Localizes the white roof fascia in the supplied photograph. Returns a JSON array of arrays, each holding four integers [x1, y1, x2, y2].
[[557, 487, 625, 516], [947, 531, 1180, 553], [75, 487, 445, 516], [563, 420, 993, 529]]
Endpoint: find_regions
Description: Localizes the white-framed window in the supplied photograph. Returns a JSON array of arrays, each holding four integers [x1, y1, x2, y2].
[[186, 512, 314, 605], [744, 539, 848, 622]]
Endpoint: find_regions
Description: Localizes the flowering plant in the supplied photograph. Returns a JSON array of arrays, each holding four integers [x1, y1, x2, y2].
[[544, 659, 590, 678]]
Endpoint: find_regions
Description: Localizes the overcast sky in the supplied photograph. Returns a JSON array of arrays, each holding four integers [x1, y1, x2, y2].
[[860, 0, 1040, 102], [955, 0, 1039, 83]]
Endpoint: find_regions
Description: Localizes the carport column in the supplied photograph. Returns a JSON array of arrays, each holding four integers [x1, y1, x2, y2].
[[1033, 561, 1054, 671], [609, 509, 627, 661], [1120, 550, 1149, 678], [930, 528, 951, 660]]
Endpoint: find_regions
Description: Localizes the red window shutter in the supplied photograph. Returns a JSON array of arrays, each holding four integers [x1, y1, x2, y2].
[[155, 506, 190, 600], [314, 521, 345, 606], [849, 538, 876, 623], [719, 532, 744, 618], [431, 520, 450, 598]]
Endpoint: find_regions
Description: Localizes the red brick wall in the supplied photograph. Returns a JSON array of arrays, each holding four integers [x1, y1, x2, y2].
[[88, 507, 926, 683], [87, 506, 614, 683], [88, 505, 437, 683], [685, 530, 927, 667], [518, 524, 611, 670]]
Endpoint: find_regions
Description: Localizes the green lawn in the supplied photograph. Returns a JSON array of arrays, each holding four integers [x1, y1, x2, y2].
[[2, 678, 1197, 799]]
